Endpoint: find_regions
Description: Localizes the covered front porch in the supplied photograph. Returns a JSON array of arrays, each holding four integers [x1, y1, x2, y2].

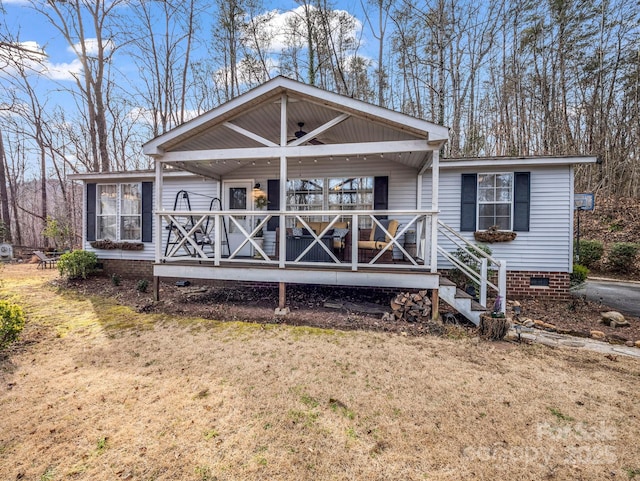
[[143, 77, 505, 321]]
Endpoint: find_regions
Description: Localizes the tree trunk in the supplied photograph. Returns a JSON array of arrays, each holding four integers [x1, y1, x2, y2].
[[0, 131, 11, 242]]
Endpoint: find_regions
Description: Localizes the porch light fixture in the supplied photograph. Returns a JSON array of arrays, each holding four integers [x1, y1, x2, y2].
[[253, 183, 267, 208]]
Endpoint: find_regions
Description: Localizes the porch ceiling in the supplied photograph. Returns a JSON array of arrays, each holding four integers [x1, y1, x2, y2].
[[169, 97, 421, 152], [146, 77, 449, 179]]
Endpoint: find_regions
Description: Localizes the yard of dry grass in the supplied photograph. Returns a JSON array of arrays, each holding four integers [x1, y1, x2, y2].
[[1, 264, 640, 480]]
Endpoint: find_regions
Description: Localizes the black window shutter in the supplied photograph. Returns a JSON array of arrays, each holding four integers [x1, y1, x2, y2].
[[374, 176, 389, 219], [460, 174, 477, 231], [266, 179, 280, 231], [141, 182, 153, 242], [513, 172, 530, 232], [86, 183, 96, 241]]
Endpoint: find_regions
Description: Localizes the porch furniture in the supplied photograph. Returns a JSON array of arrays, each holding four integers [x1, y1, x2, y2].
[[344, 219, 400, 263], [34, 250, 59, 269], [286, 235, 334, 262], [295, 221, 349, 251], [275, 227, 337, 262]]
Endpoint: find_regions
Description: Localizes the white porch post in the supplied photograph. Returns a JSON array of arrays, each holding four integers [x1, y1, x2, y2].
[[430, 149, 439, 272], [154, 159, 163, 263], [279, 94, 288, 269]]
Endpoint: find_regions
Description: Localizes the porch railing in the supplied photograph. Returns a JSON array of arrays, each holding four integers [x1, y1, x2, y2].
[[157, 209, 438, 272], [437, 220, 507, 313]]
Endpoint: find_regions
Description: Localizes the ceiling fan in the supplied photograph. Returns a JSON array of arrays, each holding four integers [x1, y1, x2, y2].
[[291, 122, 324, 145]]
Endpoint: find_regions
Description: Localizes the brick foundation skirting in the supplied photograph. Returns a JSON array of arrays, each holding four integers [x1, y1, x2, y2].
[[99, 259, 154, 279], [505, 271, 571, 301]]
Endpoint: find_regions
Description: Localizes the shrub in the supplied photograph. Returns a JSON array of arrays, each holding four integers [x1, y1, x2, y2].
[[111, 273, 121, 286], [576, 240, 604, 268], [1, 300, 25, 349], [136, 279, 149, 293], [570, 264, 589, 286], [608, 242, 639, 273], [57, 250, 98, 279]]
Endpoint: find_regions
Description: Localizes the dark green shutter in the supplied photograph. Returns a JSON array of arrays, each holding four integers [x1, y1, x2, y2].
[[266, 179, 280, 231], [460, 174, 477, 231], [513, 172, 530, 232], [374, 176, 389, 219], [86, 183, 96, 241], [141, 182, 153, 242]]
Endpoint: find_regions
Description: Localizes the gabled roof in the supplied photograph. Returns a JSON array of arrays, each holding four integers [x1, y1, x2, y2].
[[143, 76, 449, 159]]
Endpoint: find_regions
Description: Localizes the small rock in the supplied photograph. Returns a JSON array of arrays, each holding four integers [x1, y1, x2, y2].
[[504, 332, 519, 342], [533, 319, 546, 328], [523, 319, 535, 328], [590, 330, 606, 340], [470, 336, 480, 345], [542, 322, 556, 331], [635, 340, 640, 348], [380, 312, 394, 322], [625, 341, 635, 347], [274, 307, 290, 316], [324, 301, 343, 309], [608, 334, 629, 344], [512, 300, 521, 307], [600, 311, 629, 327]]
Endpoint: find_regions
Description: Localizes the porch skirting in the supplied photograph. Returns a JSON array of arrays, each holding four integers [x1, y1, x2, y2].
[[98, 258, 570, 301]]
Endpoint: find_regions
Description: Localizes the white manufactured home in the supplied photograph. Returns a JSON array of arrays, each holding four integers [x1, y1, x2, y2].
[[70, 77, 597, 324]]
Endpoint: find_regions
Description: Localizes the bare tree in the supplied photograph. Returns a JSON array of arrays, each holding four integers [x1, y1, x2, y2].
[[30, 0, 126, 172]]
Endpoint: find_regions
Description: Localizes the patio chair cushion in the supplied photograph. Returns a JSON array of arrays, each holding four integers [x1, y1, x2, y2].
[[296, 221, 349, 249], [369, 219, 399, 242], [296, 221, 348, 234]]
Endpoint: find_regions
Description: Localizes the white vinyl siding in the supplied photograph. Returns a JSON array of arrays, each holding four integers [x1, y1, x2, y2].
[[84, 176, 219, 261], [431, 165, 573, 272], [226, 157, 418, 258]]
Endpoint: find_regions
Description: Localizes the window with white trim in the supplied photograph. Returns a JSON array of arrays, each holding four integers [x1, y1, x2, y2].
[[96, 183, 142, 241], [286, 177, 374, 226], [477, 173, 513, 230]]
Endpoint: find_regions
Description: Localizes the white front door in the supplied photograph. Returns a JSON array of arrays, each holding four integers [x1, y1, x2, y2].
[[223, 180, 253, 257]]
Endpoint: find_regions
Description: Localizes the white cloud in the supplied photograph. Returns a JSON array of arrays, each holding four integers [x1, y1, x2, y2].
[[68, 38, 115, 56], [0, 40, 85, 81], [248, 6, 362, 54], [45, 58, 83, 81]]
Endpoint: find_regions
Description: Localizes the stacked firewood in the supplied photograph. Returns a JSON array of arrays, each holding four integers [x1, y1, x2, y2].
[[387, 290, 432, 322]]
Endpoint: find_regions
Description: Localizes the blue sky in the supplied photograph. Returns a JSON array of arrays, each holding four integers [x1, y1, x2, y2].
[[2, 0, 373, 84], [1, 0, 376, 175]]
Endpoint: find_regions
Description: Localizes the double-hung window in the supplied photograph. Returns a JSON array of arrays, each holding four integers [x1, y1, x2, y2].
[[96, 183, 142, 241], [460, 172, 530, 232], [477, 173, 513, 230]]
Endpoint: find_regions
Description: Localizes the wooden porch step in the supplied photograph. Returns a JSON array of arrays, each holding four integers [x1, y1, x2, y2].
[[471, 300, 486, 311]]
